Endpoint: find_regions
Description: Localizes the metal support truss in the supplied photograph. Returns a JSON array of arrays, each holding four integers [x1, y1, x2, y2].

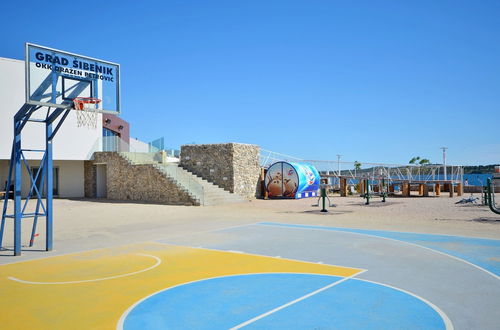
[[259, 150, 464, 191], [1, 104, 70, 256]]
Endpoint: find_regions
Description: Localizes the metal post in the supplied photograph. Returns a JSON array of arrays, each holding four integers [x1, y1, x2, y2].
[[45, 121, 53, 251], [3, 105, 67, 256], [382, 178, 386, 202], [320, 187, 327, 212], [0, 145, 15, 248], [441, 147, 447, 181], [336, 154, 341, 188], [365, 179, 370, 205], [14, 119, 22, 256], [486, 178, 500, 215]]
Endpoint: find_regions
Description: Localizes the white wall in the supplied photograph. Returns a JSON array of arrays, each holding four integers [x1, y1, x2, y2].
[[0, 57, 102, 161], [0, 160, 84, 198], [56, 160, 85, 197]]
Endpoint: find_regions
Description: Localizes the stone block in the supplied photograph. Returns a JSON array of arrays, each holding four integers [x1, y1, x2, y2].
[[180, 143, 261, 199]]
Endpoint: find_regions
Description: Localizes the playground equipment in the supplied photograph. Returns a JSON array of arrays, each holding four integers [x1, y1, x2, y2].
[[486, 178, 500, 215], [1, 43, 120, 256], [481, 186, 491, 206], [312, 187, 334, 212], [455, 195, 479, 204], [260, 151, 465, 199], [361, 179, 387, 205], [304, 160, 464, 186]]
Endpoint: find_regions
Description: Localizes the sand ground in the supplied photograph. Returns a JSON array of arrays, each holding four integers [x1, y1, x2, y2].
[[1, 193, 499, 263]]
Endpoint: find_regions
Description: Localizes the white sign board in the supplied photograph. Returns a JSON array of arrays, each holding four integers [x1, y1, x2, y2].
[[26, 43, 120, 114]]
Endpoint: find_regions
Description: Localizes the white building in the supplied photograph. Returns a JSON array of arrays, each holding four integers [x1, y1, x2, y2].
[[0, 57, 130, 198]]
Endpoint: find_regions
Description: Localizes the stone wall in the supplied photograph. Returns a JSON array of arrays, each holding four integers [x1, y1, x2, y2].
[[84, 152, 198, 205], [84, 161, 96, 198], [180, 143, 261, 199]]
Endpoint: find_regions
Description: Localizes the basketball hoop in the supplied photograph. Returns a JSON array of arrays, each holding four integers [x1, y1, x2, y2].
[[73, 97, 101, 129]]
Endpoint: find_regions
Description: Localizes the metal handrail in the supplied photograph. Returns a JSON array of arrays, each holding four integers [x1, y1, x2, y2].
[[486, 178, 500, 215], [154, 164, 205, 206]]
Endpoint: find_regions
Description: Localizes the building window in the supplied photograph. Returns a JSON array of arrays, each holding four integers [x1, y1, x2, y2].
[[103, 128, 119, 151]]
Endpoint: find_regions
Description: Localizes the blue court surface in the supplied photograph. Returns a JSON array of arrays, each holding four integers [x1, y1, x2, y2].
[[3, 221, 498, 329], [122, 273, 447, 330], [149, 221, 500, 330]]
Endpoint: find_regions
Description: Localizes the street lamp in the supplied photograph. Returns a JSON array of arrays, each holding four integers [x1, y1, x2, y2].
[[336, 154, 342, 188], [440, 147, 448, 181]]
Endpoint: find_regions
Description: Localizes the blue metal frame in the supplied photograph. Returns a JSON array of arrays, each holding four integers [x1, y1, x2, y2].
[[0, 104, 70, 256]]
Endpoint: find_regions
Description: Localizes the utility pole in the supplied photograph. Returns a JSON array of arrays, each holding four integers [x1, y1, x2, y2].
[[336, 154, 342, 188], [440, 147, 448, 181]]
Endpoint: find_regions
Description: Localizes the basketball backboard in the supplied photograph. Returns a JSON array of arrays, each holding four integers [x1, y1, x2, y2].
[[26, 43, 120, 114]]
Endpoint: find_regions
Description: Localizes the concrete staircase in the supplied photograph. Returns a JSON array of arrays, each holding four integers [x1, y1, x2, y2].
[[154, 163, 246, 206], [119, 152, 246, 206]]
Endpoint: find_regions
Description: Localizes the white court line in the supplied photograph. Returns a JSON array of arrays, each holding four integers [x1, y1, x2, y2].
[[149, 241, 367, 272], [258, 223, 500, 281], [229, 270, 366, 330], [0, 222, 260, 267], [115, 271, 364, 330], [115, 271, 454, 330], [157, 233, 454, 329], [7, 253, 161, 285], [353, 277, 454, 330], [159, 222, 261, 241]]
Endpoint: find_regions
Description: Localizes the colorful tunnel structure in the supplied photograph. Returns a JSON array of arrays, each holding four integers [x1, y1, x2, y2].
[[265, 161, 320, 199]]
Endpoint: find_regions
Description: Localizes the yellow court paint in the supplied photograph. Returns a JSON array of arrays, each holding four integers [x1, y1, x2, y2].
[[0, 242, 362, 329]]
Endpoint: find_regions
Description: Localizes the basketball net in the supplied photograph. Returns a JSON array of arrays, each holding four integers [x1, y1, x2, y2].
[[73, 98, 100, 129]]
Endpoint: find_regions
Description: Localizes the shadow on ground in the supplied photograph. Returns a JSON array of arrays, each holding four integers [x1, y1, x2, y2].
[[471, 217, 500, 223]]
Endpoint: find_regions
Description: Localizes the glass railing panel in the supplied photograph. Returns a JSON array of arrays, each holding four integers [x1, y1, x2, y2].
[[155, 164, 204, 205]]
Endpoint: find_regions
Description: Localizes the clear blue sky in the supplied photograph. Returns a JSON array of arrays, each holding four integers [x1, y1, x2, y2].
[[2, 0, 499, 165]]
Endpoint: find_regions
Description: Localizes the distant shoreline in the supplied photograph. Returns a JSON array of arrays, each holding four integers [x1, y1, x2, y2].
[[463, 164, 499, 174]]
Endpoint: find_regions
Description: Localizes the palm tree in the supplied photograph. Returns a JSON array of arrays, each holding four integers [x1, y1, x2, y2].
[[418, 158, 431, 176], [354, 161, 361, 177], [409, 156, 420, 165]]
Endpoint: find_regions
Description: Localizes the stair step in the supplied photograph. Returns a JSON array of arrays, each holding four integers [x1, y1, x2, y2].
[[152, 163, 246, 205], [117, 152, 248, 205]]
